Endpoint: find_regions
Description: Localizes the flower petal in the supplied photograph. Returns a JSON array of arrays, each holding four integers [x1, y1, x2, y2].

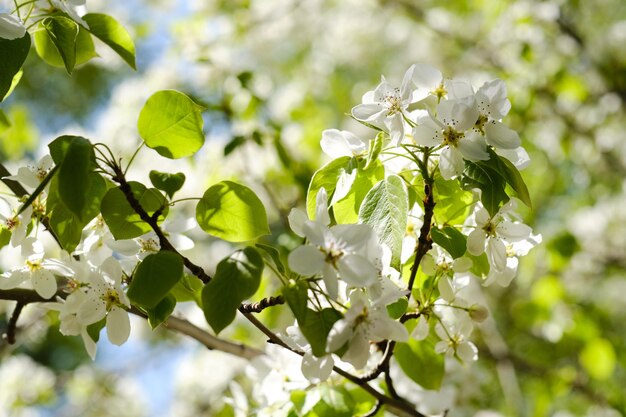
[[106, 306, 130, 346], [467, 229, 486, 256], [485, 120, 520, 149], [337, 254, 377, 287], [32, 269, 57, 299], [288, 245, 324, 276]]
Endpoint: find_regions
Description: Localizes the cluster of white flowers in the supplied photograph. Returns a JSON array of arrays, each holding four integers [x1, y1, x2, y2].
[[282, 64, 540, 390]]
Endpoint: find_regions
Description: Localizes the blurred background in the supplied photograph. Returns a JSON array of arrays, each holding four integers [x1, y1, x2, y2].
[[1, 0, 625, 416]]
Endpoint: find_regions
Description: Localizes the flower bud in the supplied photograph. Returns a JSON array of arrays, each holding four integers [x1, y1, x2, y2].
[[469, 304, 489, 323]]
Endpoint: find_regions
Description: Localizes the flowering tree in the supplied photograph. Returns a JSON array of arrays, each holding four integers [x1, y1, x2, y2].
[[2, 1, 622, 416]]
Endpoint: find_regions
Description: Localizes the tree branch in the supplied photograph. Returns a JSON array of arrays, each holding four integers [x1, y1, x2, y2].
[[0, 288, 263, 359]]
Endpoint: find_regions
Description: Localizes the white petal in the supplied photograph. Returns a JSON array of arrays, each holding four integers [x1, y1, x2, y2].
[[337, 255, 377, 287], [32, 269, 57, 299], [101, 257, 123, 285], [332, 224, 373, 250], [457, 341, 478, 362], [322, 263, 339, 300], [497, 146, 530, 170], [411, 63, 442, 91], [0, 13, 26, 40], [288, 209, 307, 237], [439, 146, 464, 180], [0, 271, 28, 289], [413, 124, 442, 147], [474, 205, 490, 227], [452, 257, 472, 272], [386, 114, 405, 146], [445, 79, 474, 101], [106, 306, 130, 345], [438, 277, 455, 302], [487, 238, 507, 271], [78, 296, 106, 325], [301, 352, 333, 383], [458, 134, 489, 161], [341, 329, 370, 369], [315, 187, 330, 226], [302, 221, 326, 246], [497, 221, 532, 241], [352, 103, 384, 122], [169, 233, 194, 251], [485, 121, 520, 149], [321, 129, 352, 158], [327, 318, 353, 353], [411, 316, 429, 340], [467, 229, 486, 256], [80, 328, 98, 360], [288, 245, 324, 276], [15, 167, 40, 189], [370, 316, 409, 342]]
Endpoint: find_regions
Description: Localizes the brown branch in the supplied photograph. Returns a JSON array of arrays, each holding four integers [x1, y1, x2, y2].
[[407, 181, 435, 294], [4, 302, 25, 344], [240, 295, 284, 313], [0, 288, 262, 359], [110, 166, 212, 284]]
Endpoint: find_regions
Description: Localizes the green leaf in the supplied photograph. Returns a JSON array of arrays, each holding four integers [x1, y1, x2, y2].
[[433, 177, 475, 225], [364, 132, 384, 170], [201, 247, 264, 334], [358, 175, 408, 269], [462, 158, 508, 218], [83, 13, 136, 69], [301, 308, 343, 357], [0, 227, 11, 250], [498, 155, 532, 208], [34, 23, 96, 72], [149, 170, 185, 199], [579, 338, 616, 381], [256, 243, 287, 275], [333, 158, 384, 224], [86, 318, 106, 343], [127, 251, 184, 309], [0, 109, 9, 134], [395, 337, 445, 390], [386, 297, 408, 320], [306, 156, 352, 219], [40, 16, 79, 74], [46, 137, 107, 252], [468, 252, 490, 278], [146, 294, 177, 329], [282, 280, 309, 325], [170, 275, 203, 305], [57, 138, 98, 217], [100, 182, 168, 240], [313, 386, 355, 417], [196, 180, 269, 242], [138, 90, 205, 159], [0, 34, 30, 101], [430, 226, 467, 259]]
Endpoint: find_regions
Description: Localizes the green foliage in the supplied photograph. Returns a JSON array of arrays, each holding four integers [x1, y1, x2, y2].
[[579, 338, 616, 381], [358, 175, 408, 269], [387, 297, 408, 319], [283, 280, 309, 324], [196, 180, 269, 242], [100, 182, 168, 240], [0, 34, 30, 101], [306, 156, 351, 220], [433, 176, 475, 225], [35, 17, 97, 74], [300, 308, 342, 357], [46, 136, 106, 252], [312, 386, 355, 417], [149, 170, 186, 199], [395, 336, 445, 390], [201, 247, 264, 334], [170, 275, 203, 305], [146, 294, 177, 329], [333, 159, 384, 224], [127, 251, 184, 309], [430, 226, 467, 259], [138, 90, 205, 159], [83, 13, 136, 69]]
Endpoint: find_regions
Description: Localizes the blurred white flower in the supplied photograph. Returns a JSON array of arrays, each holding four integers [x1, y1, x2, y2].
[[0, 13, 25, 40]]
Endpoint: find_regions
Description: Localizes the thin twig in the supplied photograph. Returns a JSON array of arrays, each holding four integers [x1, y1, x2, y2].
[[4, 302, 25, 344]]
